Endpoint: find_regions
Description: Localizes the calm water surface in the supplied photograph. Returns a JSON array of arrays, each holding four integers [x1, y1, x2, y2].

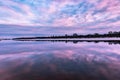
[[0, 40, 120, 80]]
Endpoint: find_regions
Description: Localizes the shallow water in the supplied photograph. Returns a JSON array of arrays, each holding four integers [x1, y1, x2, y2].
[[0, 40, 120, 80]]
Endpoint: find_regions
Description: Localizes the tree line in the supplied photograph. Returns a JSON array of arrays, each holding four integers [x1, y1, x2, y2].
[[13, 31, 120, 40], [48, 31, 120, 38]]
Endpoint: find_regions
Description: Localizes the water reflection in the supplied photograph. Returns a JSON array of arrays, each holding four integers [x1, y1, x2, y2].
[[13, 39, 120, 45], [0, 41, 120, 80]]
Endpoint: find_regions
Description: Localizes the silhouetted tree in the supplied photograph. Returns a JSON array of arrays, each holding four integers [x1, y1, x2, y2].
[[108, 31, 113, 34], [73, 33, 78, 37]]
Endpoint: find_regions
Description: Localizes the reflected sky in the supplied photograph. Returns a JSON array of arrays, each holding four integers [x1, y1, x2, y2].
[[0, 41, 120, 80]]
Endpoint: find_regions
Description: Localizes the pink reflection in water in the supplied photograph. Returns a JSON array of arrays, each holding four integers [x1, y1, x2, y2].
[[0, 41, 120, 80]]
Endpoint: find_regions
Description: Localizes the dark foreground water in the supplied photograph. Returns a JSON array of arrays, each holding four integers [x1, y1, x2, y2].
[[0, 40, 120, 80]]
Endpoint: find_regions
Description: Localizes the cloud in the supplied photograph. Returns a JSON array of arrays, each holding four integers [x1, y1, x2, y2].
[[0, 0, 120, 34]]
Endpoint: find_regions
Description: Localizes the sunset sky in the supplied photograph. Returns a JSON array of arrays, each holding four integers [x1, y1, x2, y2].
[[0, 0, 120, 36]]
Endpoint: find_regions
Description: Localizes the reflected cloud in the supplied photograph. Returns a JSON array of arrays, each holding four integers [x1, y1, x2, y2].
[[0, 41, 120, 80]]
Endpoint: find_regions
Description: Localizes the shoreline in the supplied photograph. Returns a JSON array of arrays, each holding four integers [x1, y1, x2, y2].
[[1, 37, 120, 41]]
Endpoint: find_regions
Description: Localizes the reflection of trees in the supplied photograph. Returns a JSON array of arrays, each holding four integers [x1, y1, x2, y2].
[[108, 41, 120, 45], [50, 40, 120, 45], [13, 38, 120, 45], [73, 40, 78, 44]]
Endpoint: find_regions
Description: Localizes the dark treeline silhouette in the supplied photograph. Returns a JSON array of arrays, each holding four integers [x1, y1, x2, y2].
[[13, 31, 120, 40], [49, 31, 120, 38]]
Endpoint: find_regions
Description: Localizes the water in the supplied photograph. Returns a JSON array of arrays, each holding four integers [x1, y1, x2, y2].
[[0, 40, 120, 80]]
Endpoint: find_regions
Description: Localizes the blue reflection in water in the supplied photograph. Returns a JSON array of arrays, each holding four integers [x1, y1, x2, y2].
[[0, 41, 120, 80]]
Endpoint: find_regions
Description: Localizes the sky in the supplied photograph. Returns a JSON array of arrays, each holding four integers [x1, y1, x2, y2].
[[0, 0, 120, 36]]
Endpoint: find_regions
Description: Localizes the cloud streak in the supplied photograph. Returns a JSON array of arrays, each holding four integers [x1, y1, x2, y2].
[[0, 0, 120, 34]]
